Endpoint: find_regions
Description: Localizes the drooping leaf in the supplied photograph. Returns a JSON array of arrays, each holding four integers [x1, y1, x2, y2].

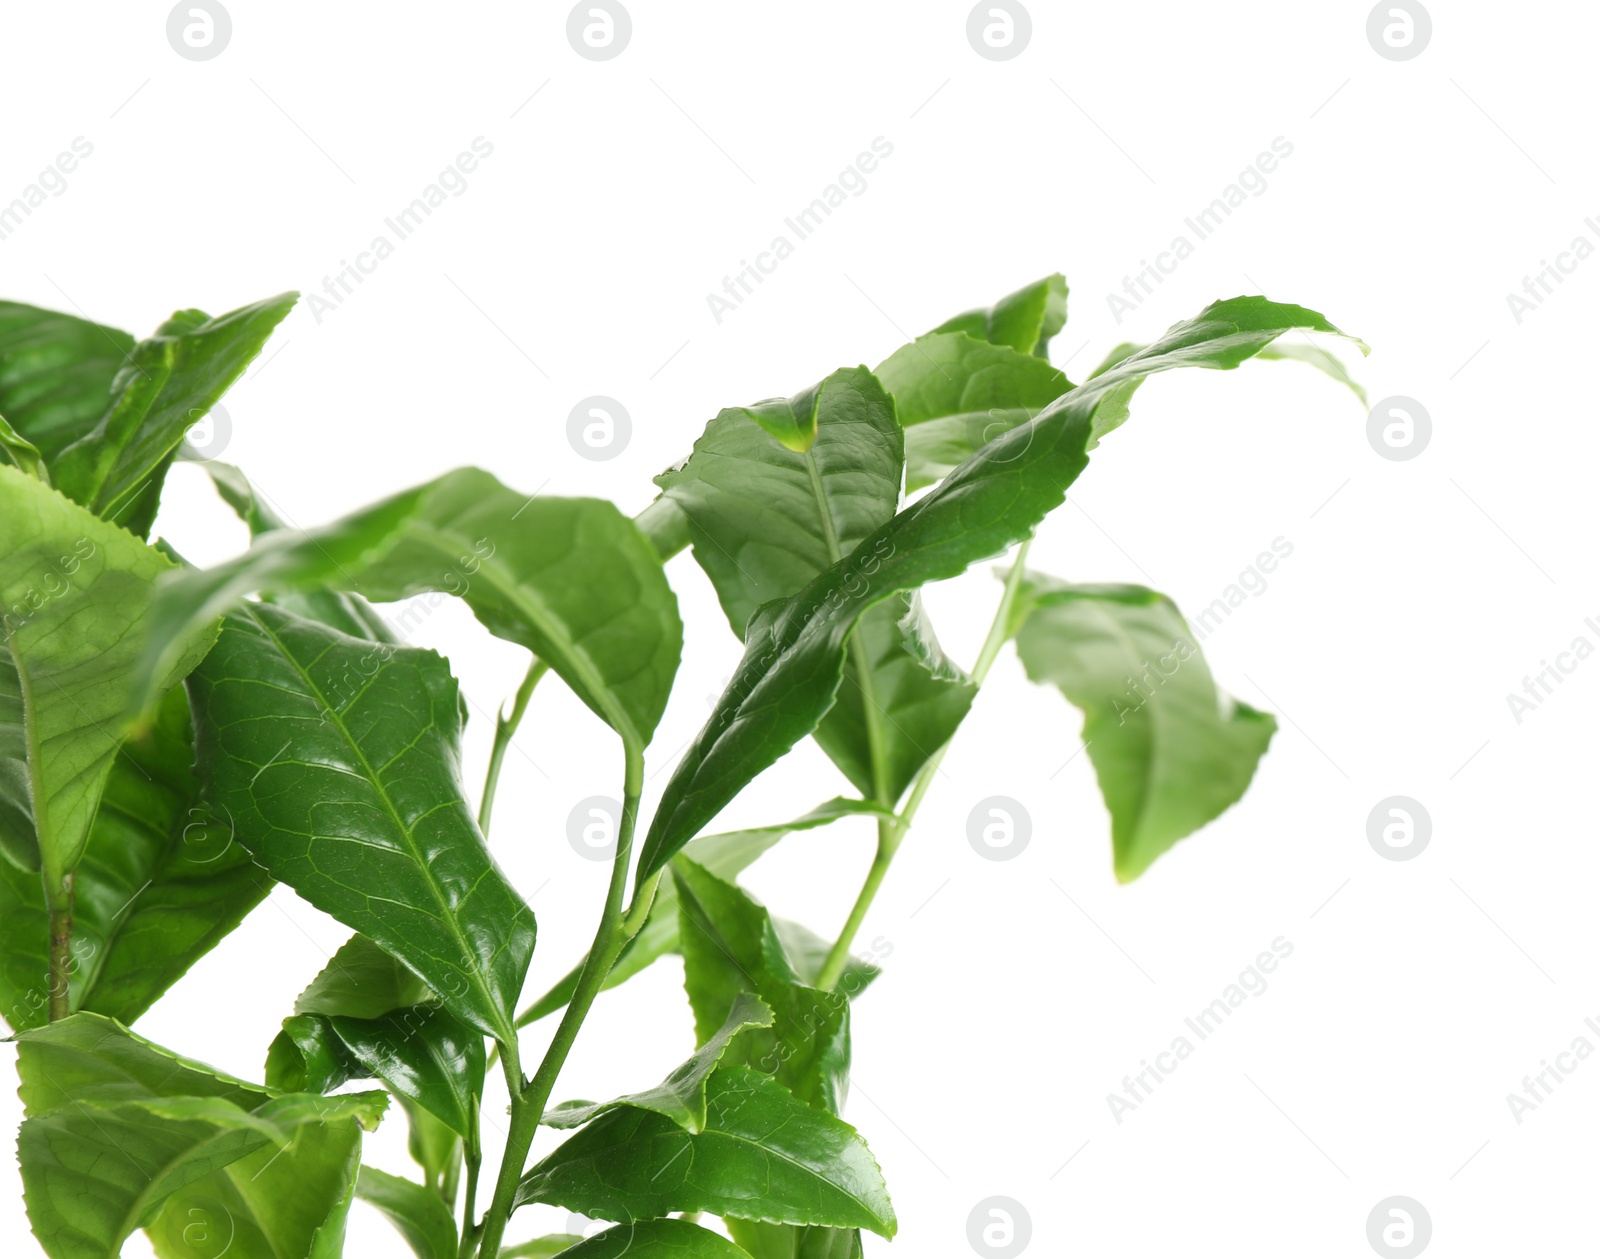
[[673, 859, 860, 1113], [197, 457, 402, 640], [874, 331, 1071, 491], [292, 931, 436, 1019], [1257, 341, 1368, 405], [0, 466, 216, 878], [0, 302, 134, 463], [186, 602, 534, 1042], [498, 1235, 586, 1258], [1009, 575, 1275, 882], [548, 1219, 758, 1257], [15, 1012, 385, 1259], [50, 295, 296, 534], [518, 799, 890, 1027], [138, 468, 682, 756], [0, 684, 270, 1032], [547, 992, 773, 1133], [657, 367, 968, 803], [354, 1166, 458, 1259], [811, 594, 975, 803], [930, 273, 1068, 357], [515, 1065, 895, 1239], [637, 297, 1360, 880]]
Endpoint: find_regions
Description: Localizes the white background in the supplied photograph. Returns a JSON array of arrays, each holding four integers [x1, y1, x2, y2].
[[3, 1, 1596, 1255]]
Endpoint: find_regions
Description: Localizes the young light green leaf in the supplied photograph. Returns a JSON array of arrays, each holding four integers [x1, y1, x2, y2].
[[186, 602, 534, 1041], [638, 297, 1358, 880], [138, 468, 682, 755], [0, 685, 270, 1032], [0, 302, 134, 463], [550, 1219, 758, 1257], [726, 1220, 861, 1259], [547, 992, 774, 1133], [0, 411, 49, 480], [516, 797, 891, 1027], [49, 295, 296, 533], [498, 1235, 585, 1258], [874, 331, 1071, 491], [16, 1012, 385, 1259], [1257, 341, 1368, 405], [355, 1166, 459, 1259], [1011, 575, 1275, 881], [0, 466, 216, 879], [515, 1065, 895, 1238], [930, 273, 1067, 357], [293, 931, 435, 1019]]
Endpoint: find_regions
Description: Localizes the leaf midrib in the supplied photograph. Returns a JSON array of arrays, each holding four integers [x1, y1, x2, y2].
[[242, 604, 509, 1041]]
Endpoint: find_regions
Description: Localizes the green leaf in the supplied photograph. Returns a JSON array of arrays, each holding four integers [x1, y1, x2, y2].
[[186, 602, 534, 1042], [1011, 575, 1276, 881], [139, 468, 682, 756], [547, 992, 774, 1133], [498, 1235, 585, 1258], [517, 799, 889, 1027], [515, 1065, 895, 1239], [0, 302, 134, 463], [16, 1012, 385, 1259], [811, 594, 976, 804], [930, 273, 1068, 357], [0, 466, 216, 878], [355, 1166, 458, 1259], [656, 367, 902, 639], [874, 331, 1071, 491], [1257, 341, 1368, 405], [50, 295, 296, 533], [725, 1220, 861, 1259], [657, 366, 968, 804], [637, 296, 1358, 881], [546, 1219, 757, 1257], [0, 685, 270, 1032], [0, 410, 49, 480], [293, 931, 436, 1019], [674, 859, 860, 1113]]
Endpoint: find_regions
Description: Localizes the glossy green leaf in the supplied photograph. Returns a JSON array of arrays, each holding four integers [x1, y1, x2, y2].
[[657, 366, 968, 803], [547, 992, 773, 1133], [50, 295, 296, 532], [1011, 575, 1275, 881], [550, 1219, 756, 1257], [639, 297, 1357, 879], [355, 1166, 458, 1259], [139, 467, 682, 754], [874, 331, 1071, 491], [16, 1012, 385, 1259], [0, 685, 270, 1032], [0, 302, 133, 463], [515, 1065, 895, 1238], [518, 799, 889, 1027], [186, 601, 534, 1041], [0, 465, 216, 878], [930, 273, 1067, 357], [499, 1235, 585, 1258], [674, 859, 862, 1112]]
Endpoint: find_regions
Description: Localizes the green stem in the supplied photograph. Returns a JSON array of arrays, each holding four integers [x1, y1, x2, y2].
[[473, 753, 644, 1258], [815, 540, 1034, 991], [479, 659, 548, 836], [455, 1114, 481, 1259], [45, 870, 73, 1022]]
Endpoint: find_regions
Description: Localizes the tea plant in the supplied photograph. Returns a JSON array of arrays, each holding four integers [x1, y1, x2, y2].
[[0, 275, 1361, 1258]]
